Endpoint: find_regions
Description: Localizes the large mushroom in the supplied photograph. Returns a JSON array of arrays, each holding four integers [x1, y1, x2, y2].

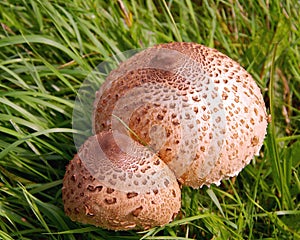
[[62, 42, 268, 230]]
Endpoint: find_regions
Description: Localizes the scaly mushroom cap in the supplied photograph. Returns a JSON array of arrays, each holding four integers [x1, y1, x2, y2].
[[62, 130, 181, 230], [92, 42, 268, 188]]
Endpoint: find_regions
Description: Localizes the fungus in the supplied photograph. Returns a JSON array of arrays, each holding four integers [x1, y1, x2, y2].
[[62, 130, 181, 230], [63, 42, 268, 230]]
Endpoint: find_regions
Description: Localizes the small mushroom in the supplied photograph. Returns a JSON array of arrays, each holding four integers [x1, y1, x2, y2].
[[62, 130, 181, 230], [63, 42, 268, 230]]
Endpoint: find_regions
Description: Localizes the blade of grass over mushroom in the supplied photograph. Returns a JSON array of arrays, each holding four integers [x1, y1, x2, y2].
[[111, 114, 150, 148]]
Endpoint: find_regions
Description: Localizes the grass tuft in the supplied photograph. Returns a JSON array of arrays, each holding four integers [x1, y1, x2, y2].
[[0, 0, 299, 239]]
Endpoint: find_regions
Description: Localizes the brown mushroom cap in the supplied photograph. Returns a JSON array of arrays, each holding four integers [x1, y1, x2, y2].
[[62, 130, 181, 230], [92, 42, 268, 188]]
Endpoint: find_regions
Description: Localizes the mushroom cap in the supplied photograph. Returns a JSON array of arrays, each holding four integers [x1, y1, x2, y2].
[[62, 130, 181, 230], [92, 42, 268, 188]]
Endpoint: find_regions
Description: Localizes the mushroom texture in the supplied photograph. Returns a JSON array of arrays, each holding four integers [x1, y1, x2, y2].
[[63, 42, 268, 230], [63, 130, 181, 230]]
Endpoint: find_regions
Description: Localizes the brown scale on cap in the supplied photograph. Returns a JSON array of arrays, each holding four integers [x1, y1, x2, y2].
[[63, 42, 268, 230]]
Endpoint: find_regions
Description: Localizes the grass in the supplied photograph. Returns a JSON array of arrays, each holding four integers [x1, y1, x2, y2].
[[0, 0, 299, 239]]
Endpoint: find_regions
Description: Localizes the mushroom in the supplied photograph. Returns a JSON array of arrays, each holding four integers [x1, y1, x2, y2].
[[62, 130, 181, 230], [63, 42, 268, 230]]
